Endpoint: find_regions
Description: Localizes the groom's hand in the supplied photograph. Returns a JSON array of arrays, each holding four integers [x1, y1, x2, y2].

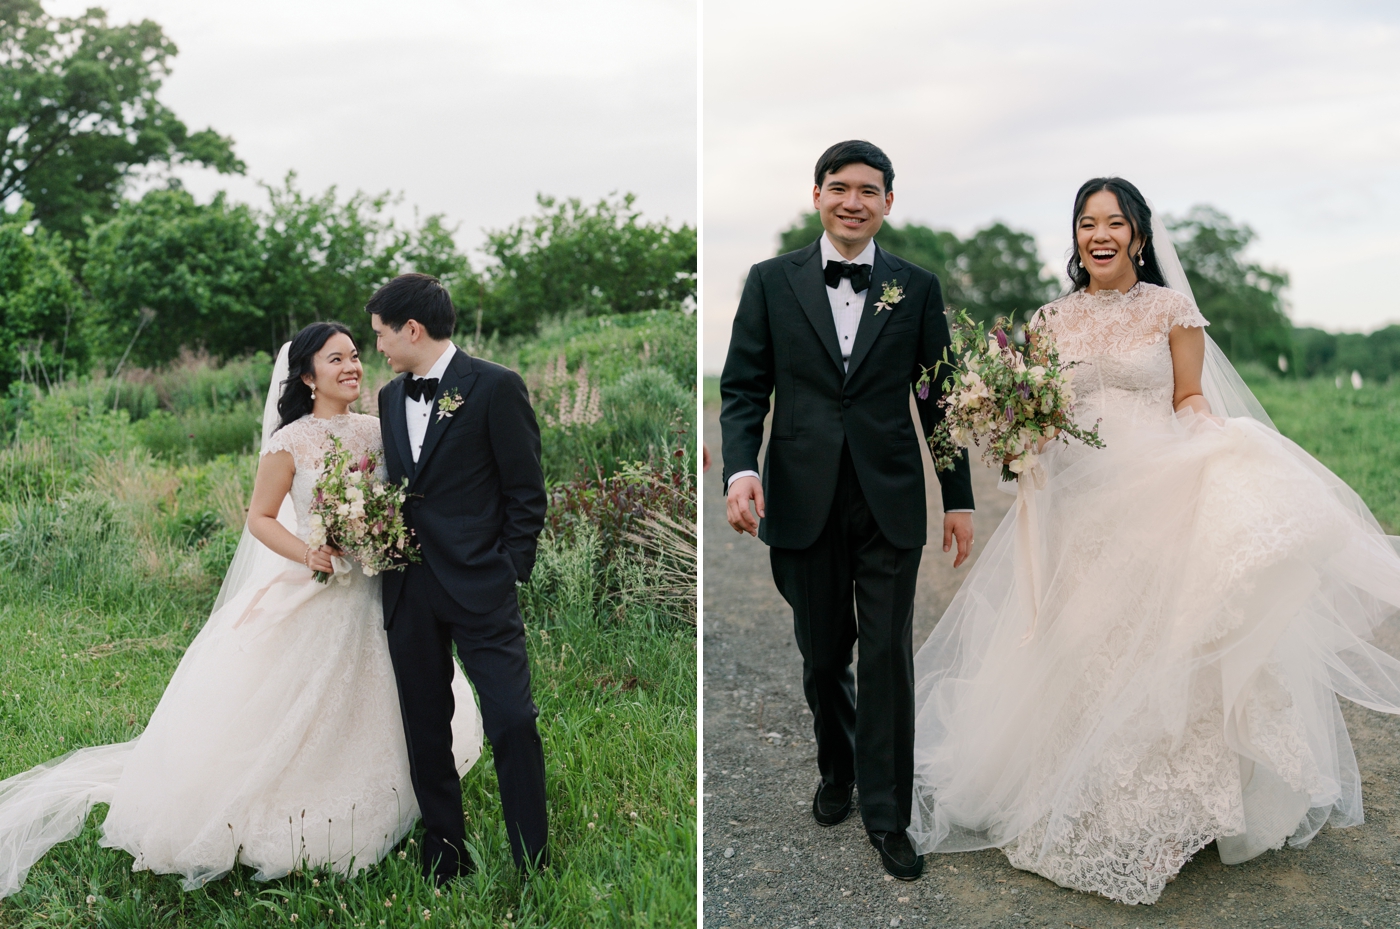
[[726, 475, 765, 537], [943, 512, 974, 568]]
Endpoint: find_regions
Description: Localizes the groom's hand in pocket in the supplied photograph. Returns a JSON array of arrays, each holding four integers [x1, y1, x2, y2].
[[726, 476, 765, 537], [943, 512, 974, 568]]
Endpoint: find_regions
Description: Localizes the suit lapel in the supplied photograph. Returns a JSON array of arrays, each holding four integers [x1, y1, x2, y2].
[[782, 241, 845, 376], [411, 349, 479, 486], [844, 247, 910, 383], [382, 375, 416, 482]]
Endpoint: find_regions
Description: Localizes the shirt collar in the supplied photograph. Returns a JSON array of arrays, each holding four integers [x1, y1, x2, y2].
[[820, 232, 877, 268], [421, 341, 457, 382]]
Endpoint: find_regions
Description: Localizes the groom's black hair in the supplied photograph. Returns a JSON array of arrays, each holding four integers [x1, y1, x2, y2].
[[364, 273, 457, 340], [815, 140, 894, 193]]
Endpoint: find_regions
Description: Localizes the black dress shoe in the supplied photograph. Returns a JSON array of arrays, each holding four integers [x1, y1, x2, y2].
[[812, 781, 854, 826], [868, 830, 924, 880]]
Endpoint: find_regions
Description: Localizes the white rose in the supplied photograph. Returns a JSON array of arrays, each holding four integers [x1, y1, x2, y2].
[[336, 503, 351, 517]]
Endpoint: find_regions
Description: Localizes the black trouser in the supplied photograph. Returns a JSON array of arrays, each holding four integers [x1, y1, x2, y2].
[[386, 562, 548, 879], [769, 444, 922, 835]]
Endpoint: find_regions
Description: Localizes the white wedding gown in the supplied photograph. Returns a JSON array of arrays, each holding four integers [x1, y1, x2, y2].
[[909, 283, 1400, 904], [0, 412, 482, 898]]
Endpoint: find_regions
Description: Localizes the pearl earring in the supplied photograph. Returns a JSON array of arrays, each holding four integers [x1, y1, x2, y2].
[[310, 385, 316, 400]]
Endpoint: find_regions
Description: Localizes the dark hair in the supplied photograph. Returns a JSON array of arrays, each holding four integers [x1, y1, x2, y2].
[[364, 273, 456, 340], [276, 321, 356, 431], [814, 140, 894, 193], [1067, 177, 1166, 291]]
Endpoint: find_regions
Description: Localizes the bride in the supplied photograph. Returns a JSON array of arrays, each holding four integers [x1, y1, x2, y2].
[[908, 177, 1400, 904], [0, 322, 482, 899]]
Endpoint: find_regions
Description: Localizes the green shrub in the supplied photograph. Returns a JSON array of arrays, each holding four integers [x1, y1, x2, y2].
[[133, 407, 262, 461]]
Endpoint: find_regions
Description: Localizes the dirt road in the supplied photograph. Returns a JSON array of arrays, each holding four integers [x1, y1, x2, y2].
[[702, 403, 1400, 929]]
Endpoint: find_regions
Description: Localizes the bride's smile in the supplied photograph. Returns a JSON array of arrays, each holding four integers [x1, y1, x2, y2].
[[1076, 189, 1144, 294]]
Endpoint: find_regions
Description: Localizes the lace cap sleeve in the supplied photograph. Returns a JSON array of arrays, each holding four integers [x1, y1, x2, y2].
[[1159, 287, 1209, 332], [260, 420, 300, 459]]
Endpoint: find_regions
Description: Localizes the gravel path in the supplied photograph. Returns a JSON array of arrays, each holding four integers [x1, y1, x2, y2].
[[702, 403, 1400, 929]]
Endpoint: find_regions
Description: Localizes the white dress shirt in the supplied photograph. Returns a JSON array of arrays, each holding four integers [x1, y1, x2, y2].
[[727, 235, 973, 513], [821, 232, 876, 370], [406, 342, 457, 463]]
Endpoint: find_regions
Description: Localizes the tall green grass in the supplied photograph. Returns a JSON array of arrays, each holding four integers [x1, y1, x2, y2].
[[1248, 374, 1400, 533]]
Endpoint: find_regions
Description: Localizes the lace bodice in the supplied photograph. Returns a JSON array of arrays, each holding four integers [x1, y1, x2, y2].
[[260, 413, 385, 539], [1036, 283, 1208, 434]]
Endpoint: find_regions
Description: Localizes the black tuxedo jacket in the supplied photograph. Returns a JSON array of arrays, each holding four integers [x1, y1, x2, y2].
[[719, 239, 974, 551], [378, 349, 547, 626]]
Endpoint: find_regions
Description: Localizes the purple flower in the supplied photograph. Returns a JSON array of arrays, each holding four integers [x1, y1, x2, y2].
[[1005, 404, 1015, 423], [995, 328, 1009, 349], [917, 381, 930, 400], [1017, 382, 1031, 400]]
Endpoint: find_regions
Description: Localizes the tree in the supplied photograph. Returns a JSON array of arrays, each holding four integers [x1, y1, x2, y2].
[[0, 201, 84, 390], [83, 187, 264, 365], [257, 173, 416, 350], [0, 0, 244, 240], [777, 213, 1057, 326], [474, 193, 696, 337], [1167, 206, 1292, 369]]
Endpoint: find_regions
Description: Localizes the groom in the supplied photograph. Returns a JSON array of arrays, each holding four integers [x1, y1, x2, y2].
[[720, 141, 975, 880], [367, 274, 549, 883]]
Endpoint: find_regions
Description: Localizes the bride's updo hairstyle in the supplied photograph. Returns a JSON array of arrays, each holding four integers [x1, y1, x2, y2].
[[1067, 177, 1168, 291], [276, 321, 356, 431]]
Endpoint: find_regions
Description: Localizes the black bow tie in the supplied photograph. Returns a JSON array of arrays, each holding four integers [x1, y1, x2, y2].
[[823, 259, 872, 293], [404, 375, 439, 402]]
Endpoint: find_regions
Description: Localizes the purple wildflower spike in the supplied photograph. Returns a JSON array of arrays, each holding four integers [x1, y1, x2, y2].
[[917, 381, 930, 400]]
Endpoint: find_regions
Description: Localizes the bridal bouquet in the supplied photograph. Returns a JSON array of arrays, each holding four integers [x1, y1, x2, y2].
[[918, 308, 1104, 483], [306, 436, 419, 583]]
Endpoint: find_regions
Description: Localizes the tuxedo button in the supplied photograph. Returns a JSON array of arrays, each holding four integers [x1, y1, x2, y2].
[[842, 398, 852, 408]]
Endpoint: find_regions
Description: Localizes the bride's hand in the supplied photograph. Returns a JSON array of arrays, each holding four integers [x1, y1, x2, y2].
[[305, 545, 340, 574]]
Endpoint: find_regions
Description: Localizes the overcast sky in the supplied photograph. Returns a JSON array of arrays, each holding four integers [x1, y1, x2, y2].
[[703, 0, 1400, 371], [45, 0, 697, 256]]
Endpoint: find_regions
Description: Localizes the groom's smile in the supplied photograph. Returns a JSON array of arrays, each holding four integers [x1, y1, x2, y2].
[[814, 162, 893, 259]]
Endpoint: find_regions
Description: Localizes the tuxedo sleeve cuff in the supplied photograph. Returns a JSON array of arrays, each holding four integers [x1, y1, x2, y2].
[[726, 470, 760, 491]]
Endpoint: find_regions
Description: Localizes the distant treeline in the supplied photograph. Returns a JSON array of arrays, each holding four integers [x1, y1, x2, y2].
[[778, 208, 1394, 382], [0, 2, 695, 394]]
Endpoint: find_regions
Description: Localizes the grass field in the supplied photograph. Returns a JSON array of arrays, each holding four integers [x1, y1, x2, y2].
[[1247, 374, 1400, 532], [0, 330, 697, 927]]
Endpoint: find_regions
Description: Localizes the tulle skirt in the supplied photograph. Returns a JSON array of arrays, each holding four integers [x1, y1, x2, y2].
[[909, 410, 1400, 904], [0, 566, 482, 898]]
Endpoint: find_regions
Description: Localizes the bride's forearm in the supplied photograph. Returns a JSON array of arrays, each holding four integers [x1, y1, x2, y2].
[[1174, 393, 1211, 415], [248, 516, 314, 565]]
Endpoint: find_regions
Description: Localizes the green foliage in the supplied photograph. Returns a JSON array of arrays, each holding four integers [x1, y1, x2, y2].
[[1168, 206, 1293, 370], [1248, 374, 1400, 532], [83, 188, 266, 365], [777, 213, 1058, 325], [470, 193, 696, 337], [257, 173, 463, 352], [502, 312, 696, 484], [0, 0, 245, 241], [0, 203, 85, 390], [1292, 325, 1400, 382]]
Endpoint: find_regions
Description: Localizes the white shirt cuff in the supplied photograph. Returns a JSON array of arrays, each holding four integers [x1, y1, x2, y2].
[[945, 508, 974, 513], [726, 470, 760, 491]]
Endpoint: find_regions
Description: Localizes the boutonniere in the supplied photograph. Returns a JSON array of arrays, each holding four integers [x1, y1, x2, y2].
[[874, 280, 905, 315], [436, 388, 463, 422]]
